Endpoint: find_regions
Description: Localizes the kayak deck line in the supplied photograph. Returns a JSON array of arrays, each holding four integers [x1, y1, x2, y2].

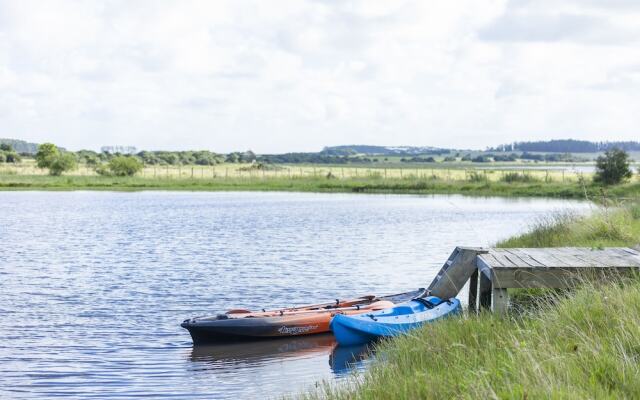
[[427, 246, 640, 314]]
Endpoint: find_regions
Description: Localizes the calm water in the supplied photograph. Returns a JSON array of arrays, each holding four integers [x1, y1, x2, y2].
[[0, 192, 591, 399]]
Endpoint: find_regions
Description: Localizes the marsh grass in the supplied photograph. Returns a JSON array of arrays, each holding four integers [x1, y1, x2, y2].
[[499, 205, 640, 248], [2, 173, 639, 200], [301, 204, 640, 400]]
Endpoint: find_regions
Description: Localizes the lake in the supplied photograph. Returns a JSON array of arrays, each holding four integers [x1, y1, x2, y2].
[[0, 191, 592, 399]]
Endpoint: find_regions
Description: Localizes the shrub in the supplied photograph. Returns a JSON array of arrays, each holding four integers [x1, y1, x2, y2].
[[500, 172, 539, 183], [107, 156, 143, 176], [49, 153, 77, 176], [95, 164, 112, 176], [471, 155, 489, 163], [35, 143, 60, 169], [5, 152, 21, 163], [594, 148, 632, 185]]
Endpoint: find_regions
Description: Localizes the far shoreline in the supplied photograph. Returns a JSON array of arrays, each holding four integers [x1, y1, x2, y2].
[[0, 175, 638, 201]]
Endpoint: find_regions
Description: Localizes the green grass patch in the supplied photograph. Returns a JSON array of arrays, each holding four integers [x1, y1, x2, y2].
[[307, 280, 640, 399], [302, 204, 640, 399], [2, 174, 639, 200]]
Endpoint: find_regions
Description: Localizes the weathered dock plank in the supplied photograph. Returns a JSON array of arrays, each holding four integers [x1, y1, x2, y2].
[[429, 247, 640, 314]]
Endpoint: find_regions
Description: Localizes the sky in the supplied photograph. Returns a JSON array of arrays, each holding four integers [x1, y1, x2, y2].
[[0, 0, 639, 153]]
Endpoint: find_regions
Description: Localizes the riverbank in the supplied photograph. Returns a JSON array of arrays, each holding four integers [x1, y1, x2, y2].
[[1, 174, 639, 199], [304, 204, 640, 399]]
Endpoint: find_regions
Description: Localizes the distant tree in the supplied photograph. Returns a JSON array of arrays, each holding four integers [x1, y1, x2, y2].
[[35, 143, 60, 168], [84, 155, 99, 166], [48, 153, 77, 176], [243, 150, 257, 162], [471, 155, 489, 163], [0, 139, 39, 154], [520, 152, 544, 161], [492, 153, 517, 162], [107, 156, 143, 176], [443, 156, 456, 162], [226, 152, 240, 163], [161, 153, 179, 165], [5, 152, 21, 163], [0, 143, 12, 152], [594, 148, 632, 185]]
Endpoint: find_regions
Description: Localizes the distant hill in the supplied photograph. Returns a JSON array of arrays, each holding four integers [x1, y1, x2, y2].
[[490, 139, 640, 153], [322, 145, 449, 156], [0, 138, 39, 154]]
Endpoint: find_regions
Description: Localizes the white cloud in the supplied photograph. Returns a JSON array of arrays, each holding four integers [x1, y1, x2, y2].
[[0, 0, 638, 152]]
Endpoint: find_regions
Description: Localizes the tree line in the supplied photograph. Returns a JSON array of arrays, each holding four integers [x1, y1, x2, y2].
[[4, 142, 639, 186], [490, 139, 640, 153]]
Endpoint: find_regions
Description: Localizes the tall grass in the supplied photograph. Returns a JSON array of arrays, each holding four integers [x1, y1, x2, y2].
[[306, 279, 640, 400], [2, 173, 639, 200], [302, 204, 640, 400], [498, 206, 640, 248]]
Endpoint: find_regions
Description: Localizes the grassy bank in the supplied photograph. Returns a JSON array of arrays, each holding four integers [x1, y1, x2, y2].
[[1, 174, 640, 199], [304, 204, 640, 399]]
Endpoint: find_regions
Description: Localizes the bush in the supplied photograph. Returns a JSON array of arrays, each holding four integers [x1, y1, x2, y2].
[[594, 148, 632, 185], [107, 156, 143, 176], [0, 153, 6, 163], [5, 152, 21, 163], [471, 155, 489, 163], [500, 172, 539, 183], [94, 164, 111, 176], [36, 143, 60, 169], [49, 153, 77, 176]]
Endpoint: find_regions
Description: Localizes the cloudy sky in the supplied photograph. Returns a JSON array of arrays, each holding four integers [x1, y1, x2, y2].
[[0, 0, 639, 153]]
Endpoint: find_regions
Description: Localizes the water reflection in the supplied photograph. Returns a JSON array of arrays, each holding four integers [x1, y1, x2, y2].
[[329, 343, 373, 375], [189, 334, 374, 376]]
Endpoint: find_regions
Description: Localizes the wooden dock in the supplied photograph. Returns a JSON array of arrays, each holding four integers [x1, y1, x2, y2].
[[427, 246, 640, 314]]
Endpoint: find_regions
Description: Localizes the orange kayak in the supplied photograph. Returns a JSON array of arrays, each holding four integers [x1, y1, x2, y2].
[[181, 288, 425, 343]]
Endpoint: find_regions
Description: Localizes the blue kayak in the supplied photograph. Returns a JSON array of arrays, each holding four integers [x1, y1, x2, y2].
[[330, 296, 461, 346]]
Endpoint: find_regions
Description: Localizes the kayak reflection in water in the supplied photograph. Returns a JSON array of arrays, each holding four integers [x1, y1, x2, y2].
[[188, 334, 374, 375]]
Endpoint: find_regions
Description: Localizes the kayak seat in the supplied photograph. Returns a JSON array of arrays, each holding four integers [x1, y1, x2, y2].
[[412, 297, 444, 310], [390, 306, 415, 316]]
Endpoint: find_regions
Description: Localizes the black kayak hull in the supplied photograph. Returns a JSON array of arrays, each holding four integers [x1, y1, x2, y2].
[[181, 288, 425, 344], [181, 316, 310, 344]]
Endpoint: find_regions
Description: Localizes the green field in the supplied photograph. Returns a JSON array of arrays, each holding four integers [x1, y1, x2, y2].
[[2, 171, 640, 201], [2, 160, 640, 200], [300, 204, 640, 400], [0, 159, 601, 182]]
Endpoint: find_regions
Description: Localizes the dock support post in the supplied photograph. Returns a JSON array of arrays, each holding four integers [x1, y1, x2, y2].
[[478, 272, 492, 311], [468, 269, 478, 312], [492, 288, 509, 314]]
